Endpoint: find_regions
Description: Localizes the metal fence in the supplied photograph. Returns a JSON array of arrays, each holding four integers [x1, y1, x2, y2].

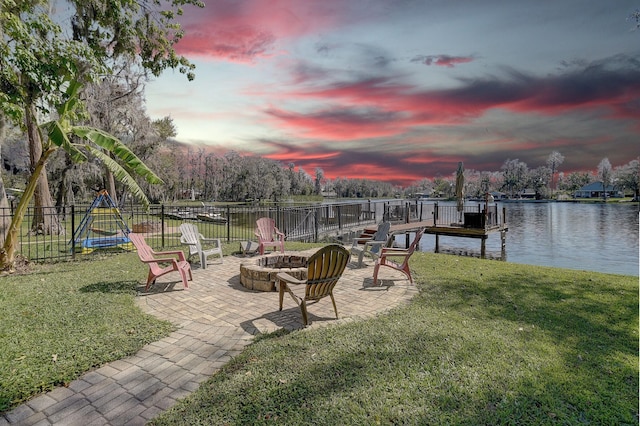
[[0, 199, 506, 263]]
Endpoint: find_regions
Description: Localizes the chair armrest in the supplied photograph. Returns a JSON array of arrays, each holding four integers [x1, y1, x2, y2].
[[150, 249, 187, 262], [364, 240, 387, 248], [141, 257, 180, 265], [201, 237, 221, 245], [276, 271, 305, 285], [380, 247, 409, 255], [353, 236, 373, 244]]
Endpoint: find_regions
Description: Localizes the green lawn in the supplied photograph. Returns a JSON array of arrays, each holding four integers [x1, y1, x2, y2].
[[150, 253, 638, 425], [1, 248, 637, 425]]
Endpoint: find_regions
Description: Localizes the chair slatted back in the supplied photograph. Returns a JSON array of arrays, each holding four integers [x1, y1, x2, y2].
[[256, 217, 276, 241], [305, 244, 350, 301], [179, 223, 202, 256], [129, 233, 154, 261], [370, 222, 391, 254], [407, 229, 424, 256]]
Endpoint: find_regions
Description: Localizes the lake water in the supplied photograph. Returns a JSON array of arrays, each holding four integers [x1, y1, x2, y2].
[[417, 201, 639, 277]]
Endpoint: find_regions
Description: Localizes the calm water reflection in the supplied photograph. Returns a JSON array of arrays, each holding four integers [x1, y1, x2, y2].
[[418, 202, 639, 276]]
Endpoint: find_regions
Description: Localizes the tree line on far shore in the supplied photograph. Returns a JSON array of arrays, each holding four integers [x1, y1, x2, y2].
[[3, 128, 638, 204]]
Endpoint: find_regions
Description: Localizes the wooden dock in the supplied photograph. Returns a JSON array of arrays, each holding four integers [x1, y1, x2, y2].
[[365, 220, 509, 259], [424, 223, 508, 259]]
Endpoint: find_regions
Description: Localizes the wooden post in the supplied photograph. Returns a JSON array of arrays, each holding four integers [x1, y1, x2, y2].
[[435, 233, 440, 253], [481, 236, 487, 258], [433, 202, 438, 225]]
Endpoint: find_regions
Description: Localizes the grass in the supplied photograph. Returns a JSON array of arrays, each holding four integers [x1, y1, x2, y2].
[[0, 254, 175, 412], [149, 253, 638, 425], [0, 245, 637, 424]]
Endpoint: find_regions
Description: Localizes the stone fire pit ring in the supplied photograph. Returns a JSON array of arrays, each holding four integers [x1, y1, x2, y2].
[[240, 254, 308, 292]]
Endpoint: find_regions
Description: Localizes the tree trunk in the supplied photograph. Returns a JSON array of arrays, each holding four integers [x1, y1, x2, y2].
[[55, 153, 75, 219], [25, 105, 63, 235], [0, 146, 56, 271], [105, 166, 117, 205], [0, 113, 10, 245]]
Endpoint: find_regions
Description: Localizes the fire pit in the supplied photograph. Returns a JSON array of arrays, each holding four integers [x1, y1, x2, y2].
[[240, 254, 308, 291]]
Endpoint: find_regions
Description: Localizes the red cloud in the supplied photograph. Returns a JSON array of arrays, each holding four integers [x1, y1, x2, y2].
[[257, 139, 444, 186]]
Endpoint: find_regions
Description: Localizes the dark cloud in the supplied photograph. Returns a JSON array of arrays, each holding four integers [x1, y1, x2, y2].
[[411, 54, 475, 68], [265, 105, 408, 140]]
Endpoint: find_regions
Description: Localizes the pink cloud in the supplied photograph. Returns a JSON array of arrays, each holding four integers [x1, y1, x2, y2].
[[175, 0, 347, 62]]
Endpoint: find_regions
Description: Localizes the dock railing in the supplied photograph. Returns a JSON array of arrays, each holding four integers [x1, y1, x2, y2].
[[432, 202, 505, 229]]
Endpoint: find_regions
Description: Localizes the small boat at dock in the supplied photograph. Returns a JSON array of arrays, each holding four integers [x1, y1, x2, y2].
[[196, 212, 228, 224]]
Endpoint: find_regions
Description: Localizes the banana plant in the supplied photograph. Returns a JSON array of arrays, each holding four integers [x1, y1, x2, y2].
[[0, 76, 163, 271]]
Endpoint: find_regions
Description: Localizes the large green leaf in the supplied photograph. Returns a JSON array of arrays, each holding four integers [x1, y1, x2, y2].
[[41, 120, 87, 162], [72, 126, 163, 184], [57, 77, 83, 119], [85, 146, 153, 208]]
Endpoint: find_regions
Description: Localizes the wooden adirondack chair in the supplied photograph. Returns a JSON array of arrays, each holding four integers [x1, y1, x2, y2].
[[129, 233, 193, 291], [350, 221, 391, 267], [255, 217, 285, 255], [373, 229, 424, 286], [179, 223, 223, 269], [276, 244, 350, 326]]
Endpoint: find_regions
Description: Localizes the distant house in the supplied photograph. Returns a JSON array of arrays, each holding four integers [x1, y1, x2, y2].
[[574, 182, 623, 198], [490, 191, 506, 201], [415, 191, 433, 199], [518, 188, 538, 199]]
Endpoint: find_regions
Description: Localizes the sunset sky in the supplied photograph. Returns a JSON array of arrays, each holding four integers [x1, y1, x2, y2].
[[146, 0, 640, 187]]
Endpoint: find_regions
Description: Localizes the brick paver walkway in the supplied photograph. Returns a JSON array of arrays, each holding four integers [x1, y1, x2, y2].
[[1, 248, 418, 425]]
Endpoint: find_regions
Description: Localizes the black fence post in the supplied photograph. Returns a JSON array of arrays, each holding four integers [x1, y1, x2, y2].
[[161, 204, 165, 247], [226, 205, 231, 242], [405, 202, 410, 223], [433, 202, 438, 225], [71, 204, 76, 260]]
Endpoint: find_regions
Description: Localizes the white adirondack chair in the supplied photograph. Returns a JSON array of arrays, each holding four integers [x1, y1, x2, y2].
[[179, 223, 223, 269]]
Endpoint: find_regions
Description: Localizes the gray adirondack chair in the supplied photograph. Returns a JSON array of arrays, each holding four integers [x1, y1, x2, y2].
[[350, 221, 391, 267], [179, 223, 223, 269]]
